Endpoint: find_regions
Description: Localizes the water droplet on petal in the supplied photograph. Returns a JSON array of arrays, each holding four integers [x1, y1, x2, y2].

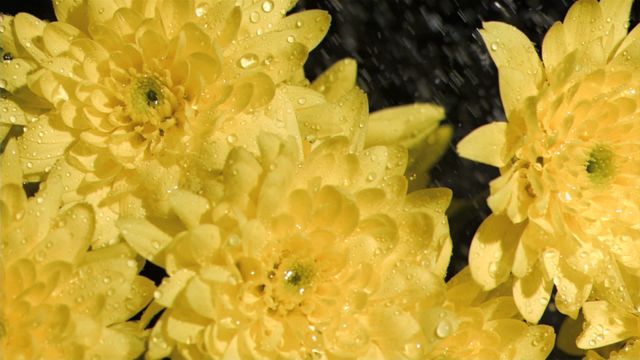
[[238, 53, 259, 69], [435, 320, 451, 338], [262, 0, 274, 13]]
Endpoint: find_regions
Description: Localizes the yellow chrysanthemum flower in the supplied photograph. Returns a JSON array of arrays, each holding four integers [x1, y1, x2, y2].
[[118, 133, 452, 358], [457, 0, 640, 322], [12, 0, 328, 179], [426, 267, 554, 360], [0, 141, 155, 359], [3, 0, 329, 246]]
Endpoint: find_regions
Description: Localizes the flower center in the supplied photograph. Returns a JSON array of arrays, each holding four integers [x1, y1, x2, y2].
[[127, 75, 175, 128], [585, 144, 615, 185], [146, 89, 160, 107], [282, 260, 315, 294]]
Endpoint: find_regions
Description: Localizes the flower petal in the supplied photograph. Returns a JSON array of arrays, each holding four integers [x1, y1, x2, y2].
[[512, 262, 553, 324], [168, 190, 210, 229], [118, 218, 175, 262], [457, 121, 508, 167], [577, 301, 639, 349], [311, 58, 357, 102], [469, 214, 525, 290], [366, 103, 444, 149]]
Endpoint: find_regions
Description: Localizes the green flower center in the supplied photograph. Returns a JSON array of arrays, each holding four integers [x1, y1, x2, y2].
[[585, 144, 615, 185], [145, 89, 160, 107], [131, 77, 164, 112], [281, 260, 315, 294]]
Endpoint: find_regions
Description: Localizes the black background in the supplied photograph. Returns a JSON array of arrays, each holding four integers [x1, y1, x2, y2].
[[5, 1, 639, 358]]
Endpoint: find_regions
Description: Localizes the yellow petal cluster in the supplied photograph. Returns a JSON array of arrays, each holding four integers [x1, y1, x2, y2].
[[0, 15, 49, 144], [12, 0, 329, 179], [119, 133, 453, 359], [1, 0, 334, 248], [0, 141, 155, 360], [427, 268, 554, 360], [458, 0, 640, 324]]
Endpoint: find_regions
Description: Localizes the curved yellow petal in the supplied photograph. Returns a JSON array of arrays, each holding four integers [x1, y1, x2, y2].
[[155, 269, 196, 307], [509, 324, 556, 360], [541, 22, 567, 73], [600, 0, 633, 57], [365, 103, 445, 149], [311, 58, 358, 102], [577, 301, 639, 349], [168, 190, 210, 229], [512, 262, 553, 324], [53, 0, 90, 32], [553, 262, 592, 319], [562, 0, 604, 53], [480, 22, 544, 115], [274, 10, 330, 51], [497, 67, 540, 118], [457, 121, 508, 167], [469, 214, 525, 290], [117, 218, 175, 262]]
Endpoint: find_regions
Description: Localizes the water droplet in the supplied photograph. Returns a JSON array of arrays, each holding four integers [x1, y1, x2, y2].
[[238, 53, 259, 69], [228, 234, 240, 246], [195, 3, 209, 17], [262, 0, 274, 13], [226, 134, 238, 144], [435, 320, 451, 338], [250, 11, 260, 23], [287, 35, 296, 43], [490, 42, 499, 51], [153, 290, 162, 299]]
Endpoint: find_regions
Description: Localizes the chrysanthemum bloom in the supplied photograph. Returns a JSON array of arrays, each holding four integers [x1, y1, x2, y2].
[[0, 141, 155, 359], [423, 267, 554, 360], [118, 133, 452, 358], [457, 0, 640, 323], [5, 0, 329, 245]]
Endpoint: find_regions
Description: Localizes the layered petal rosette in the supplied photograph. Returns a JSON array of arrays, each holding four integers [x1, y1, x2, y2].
[[425, 268, 554, 360], [4, 0, 329, 246], [0, 141, 155, 359], [457, 0, 640, 323], [14, 0, 329, 180], [118, 134, 452, 358]]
